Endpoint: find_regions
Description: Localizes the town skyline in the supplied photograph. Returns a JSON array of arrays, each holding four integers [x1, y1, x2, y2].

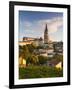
[[19, 11, 63, 42]]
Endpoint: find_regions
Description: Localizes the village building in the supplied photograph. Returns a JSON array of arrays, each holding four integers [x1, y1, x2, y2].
[[32, 37, 43, 46], [46, 60, 62, 69], [19, 24, 63, 68], [19, 37, 43, 46], [53, 41, 63, 55]]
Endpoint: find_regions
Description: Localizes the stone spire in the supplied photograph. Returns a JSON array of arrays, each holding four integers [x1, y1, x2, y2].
[[44, 24, 48, 44]]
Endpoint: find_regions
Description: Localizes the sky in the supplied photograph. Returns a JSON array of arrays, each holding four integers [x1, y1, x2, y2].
[[19, 10, 63, 41]]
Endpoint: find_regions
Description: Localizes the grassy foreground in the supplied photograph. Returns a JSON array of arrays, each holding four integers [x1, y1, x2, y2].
[[19, 66, 63, 79]]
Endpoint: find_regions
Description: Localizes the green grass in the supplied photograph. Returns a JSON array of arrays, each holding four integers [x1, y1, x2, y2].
[[19, 66, 63, 79]]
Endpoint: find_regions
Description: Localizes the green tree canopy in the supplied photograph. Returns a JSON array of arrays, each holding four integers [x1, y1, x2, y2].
[[27, 54, 38, 65], [38, 55, 48, 65], [19, 45, 30, 60]]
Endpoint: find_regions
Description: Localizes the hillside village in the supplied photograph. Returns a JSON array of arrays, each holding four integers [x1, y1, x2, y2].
[[19, 24, 63, 69]]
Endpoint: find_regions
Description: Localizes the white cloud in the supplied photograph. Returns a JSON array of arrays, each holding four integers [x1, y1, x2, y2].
[[24, 21, 32, 27], [49, 35, 57, 41], [20, 21, 32, 29], [19, 17, 63, 39], [38, 17, 63, 33]]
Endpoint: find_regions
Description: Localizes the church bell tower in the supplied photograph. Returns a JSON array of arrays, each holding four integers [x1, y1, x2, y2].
[[44, 24, 49, 44]]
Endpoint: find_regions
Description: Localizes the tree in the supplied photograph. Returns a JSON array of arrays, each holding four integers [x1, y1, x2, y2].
[[19, 46, 24, 57], [27, 44, 34, 53], [27, 54, 38, 65], [38, 55, 48, 65], [53, 55, 63, 62], [31, 55, 38, 65], [19, 45, 30, 60]]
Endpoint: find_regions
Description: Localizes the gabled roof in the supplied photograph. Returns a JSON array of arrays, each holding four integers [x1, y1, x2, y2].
[[47, 59, 62, 66]]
